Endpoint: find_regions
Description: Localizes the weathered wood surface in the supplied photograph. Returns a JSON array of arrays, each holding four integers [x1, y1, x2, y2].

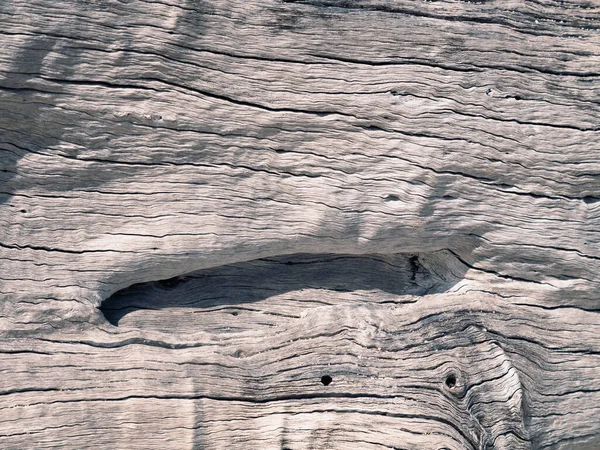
[[1, 0, 600, 448]]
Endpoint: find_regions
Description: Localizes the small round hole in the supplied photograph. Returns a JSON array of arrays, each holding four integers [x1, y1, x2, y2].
[[445, 374, 457, 389], [321, 375, 332, 386]]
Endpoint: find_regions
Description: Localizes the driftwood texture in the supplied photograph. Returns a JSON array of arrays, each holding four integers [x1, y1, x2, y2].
[[1, 0, 600, 449]]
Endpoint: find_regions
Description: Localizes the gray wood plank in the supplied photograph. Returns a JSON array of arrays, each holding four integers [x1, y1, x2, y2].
[[1, 0, 599, 448]]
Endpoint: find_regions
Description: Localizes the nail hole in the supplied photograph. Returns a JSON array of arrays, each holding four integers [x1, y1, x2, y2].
[[321, 375, 332, 386], [513, 95, 523, 100], [231, 311, 239, 316], [20, 209, 27, 213], [155, 276, 187, 290], [445, 374, 457, 389], [384, 194, 400, 202]]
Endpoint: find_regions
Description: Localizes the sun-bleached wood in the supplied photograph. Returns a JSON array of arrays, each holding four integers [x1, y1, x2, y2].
[[1, 0, 600, 448]]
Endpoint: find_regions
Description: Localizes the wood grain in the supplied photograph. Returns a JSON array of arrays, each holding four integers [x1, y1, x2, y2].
[[1, 0, 599, 448]]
